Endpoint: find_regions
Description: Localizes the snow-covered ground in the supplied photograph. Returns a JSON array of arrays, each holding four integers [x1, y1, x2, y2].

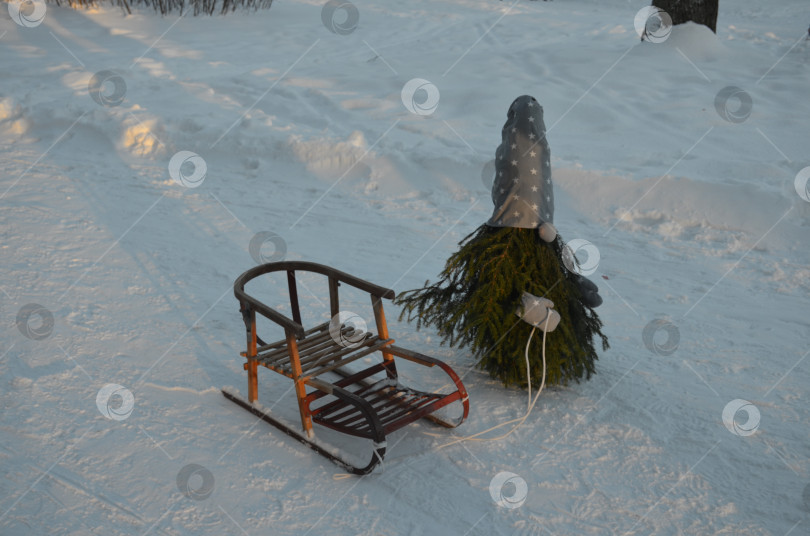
[[2, 0, 809, 534]]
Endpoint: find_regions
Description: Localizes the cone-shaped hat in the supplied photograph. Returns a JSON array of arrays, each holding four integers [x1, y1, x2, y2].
[[487, 95, 554, 228]]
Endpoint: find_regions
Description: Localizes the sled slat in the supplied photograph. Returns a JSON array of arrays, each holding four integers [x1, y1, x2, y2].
[[258, 328, 333, 363], [305, 339, 392, 378], [298, 331, 372, 368], [326, 388, 401, 427]]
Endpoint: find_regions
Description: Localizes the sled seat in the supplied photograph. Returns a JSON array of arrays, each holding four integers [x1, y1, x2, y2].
[[246, 321, 393, 380], [228, 261, 469, 474], [307, 358, 456, 438]]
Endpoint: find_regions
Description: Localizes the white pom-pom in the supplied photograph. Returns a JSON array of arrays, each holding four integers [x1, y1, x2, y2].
[[538, 222, 557, 243]]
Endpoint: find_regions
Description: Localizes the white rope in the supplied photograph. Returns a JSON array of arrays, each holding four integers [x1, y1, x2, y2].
[[432, 313, 550, 449]]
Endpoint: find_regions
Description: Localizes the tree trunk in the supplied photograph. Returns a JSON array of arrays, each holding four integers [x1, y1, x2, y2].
[[652, 0, 719, 33]]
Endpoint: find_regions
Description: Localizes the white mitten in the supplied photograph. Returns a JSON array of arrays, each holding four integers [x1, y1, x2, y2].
[[516, 291, 561, 332], [538, 222, 557, 243]]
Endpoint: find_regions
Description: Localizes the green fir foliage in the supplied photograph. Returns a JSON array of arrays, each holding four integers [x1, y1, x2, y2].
[[395, 224, 609, 388]]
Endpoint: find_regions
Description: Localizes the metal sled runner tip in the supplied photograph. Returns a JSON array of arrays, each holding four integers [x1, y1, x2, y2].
[[221, 389, 384, 475]]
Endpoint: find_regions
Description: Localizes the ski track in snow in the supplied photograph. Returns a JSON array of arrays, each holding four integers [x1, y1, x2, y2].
[[1, 0, 809, 534]]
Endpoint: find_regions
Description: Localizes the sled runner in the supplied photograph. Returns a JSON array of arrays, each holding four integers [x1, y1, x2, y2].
[[222, 261, 469, 475]]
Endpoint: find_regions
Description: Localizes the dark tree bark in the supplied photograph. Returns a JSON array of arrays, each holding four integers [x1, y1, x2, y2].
[[652, 0, 719, 33]]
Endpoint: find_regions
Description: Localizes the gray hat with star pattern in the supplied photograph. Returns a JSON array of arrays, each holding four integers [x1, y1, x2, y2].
[[487, 95, 554, 229]]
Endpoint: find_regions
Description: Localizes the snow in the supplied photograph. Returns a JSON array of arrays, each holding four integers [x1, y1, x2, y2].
[[2, 0, 809, 534]]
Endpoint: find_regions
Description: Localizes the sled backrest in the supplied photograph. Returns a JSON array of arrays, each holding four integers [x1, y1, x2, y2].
[[234, 261, 396, 340]]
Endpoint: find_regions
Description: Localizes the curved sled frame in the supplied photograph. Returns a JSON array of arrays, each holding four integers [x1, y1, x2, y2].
[[225, 261, 469, 475]]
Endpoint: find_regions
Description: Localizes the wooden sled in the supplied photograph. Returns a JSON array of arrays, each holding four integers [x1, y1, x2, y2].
[[223, 261, 469, 475]]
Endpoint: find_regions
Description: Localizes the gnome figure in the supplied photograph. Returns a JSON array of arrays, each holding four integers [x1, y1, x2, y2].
[[395, 96, 609, 388]]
